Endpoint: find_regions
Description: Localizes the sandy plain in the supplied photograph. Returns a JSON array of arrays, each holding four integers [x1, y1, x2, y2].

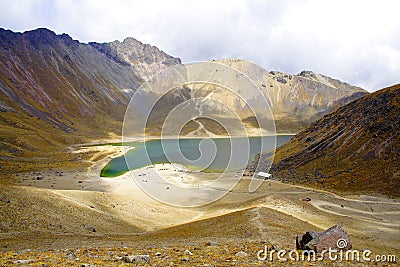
[[1, 142, 399, 265]]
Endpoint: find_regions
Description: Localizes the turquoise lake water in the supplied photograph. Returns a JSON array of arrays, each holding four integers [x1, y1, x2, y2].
[[100, 135, 293, 177]]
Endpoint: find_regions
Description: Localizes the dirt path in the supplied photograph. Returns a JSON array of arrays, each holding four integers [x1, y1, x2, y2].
[[250, 180, 400, 229]]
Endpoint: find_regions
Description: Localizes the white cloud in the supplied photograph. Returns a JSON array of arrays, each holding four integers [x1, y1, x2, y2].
[[0, 0, 399, 91]]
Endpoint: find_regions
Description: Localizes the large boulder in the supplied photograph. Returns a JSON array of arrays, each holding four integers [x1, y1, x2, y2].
[[296, 224, 352, 252]]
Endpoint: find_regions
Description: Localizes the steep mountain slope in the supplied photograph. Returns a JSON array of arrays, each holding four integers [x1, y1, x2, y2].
[[124, 59, 367, 137], [0, 28, 181, 131], [89, 37, 181, 81], [0, 28, 367, 177], [0, 28, 181, 177], [262, 84, 400, 197], [1, 28, 132, 129], [217, 59, 368, 133]]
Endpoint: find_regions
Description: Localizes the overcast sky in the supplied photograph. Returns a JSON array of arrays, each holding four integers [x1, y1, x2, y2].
[[1, 0, 399, 91]]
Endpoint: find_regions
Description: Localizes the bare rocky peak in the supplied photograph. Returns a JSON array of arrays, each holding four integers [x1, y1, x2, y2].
[[215, 59, 365, 93], [90, 37, 181, 67], [297, 70, 365, 92], [267, 70, 294, 85], [131, 59, 368, 136], [211, 59, 368, 132], [89, 37, 181, 82]]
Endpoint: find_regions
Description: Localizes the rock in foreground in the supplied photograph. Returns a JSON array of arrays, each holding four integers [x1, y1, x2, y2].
[[296, 224, 352, 252]]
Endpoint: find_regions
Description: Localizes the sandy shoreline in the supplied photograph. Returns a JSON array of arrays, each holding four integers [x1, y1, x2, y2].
[[8, 140, 400, 256]]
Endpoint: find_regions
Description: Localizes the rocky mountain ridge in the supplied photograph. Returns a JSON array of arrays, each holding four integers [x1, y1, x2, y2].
[[0, 28, 182, 176], [216, 59, 367, 133], [89, 37, 181, 83], [126, 59, 367, 137], [0, 28, 367, 175], [257, 84, 400, 197]]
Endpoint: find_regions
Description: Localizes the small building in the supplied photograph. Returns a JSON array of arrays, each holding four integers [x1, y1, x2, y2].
[[256, 171, 272, 180]]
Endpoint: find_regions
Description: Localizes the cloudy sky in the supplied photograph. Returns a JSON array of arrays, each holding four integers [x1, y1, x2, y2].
[[1, 0, 399, 91]]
